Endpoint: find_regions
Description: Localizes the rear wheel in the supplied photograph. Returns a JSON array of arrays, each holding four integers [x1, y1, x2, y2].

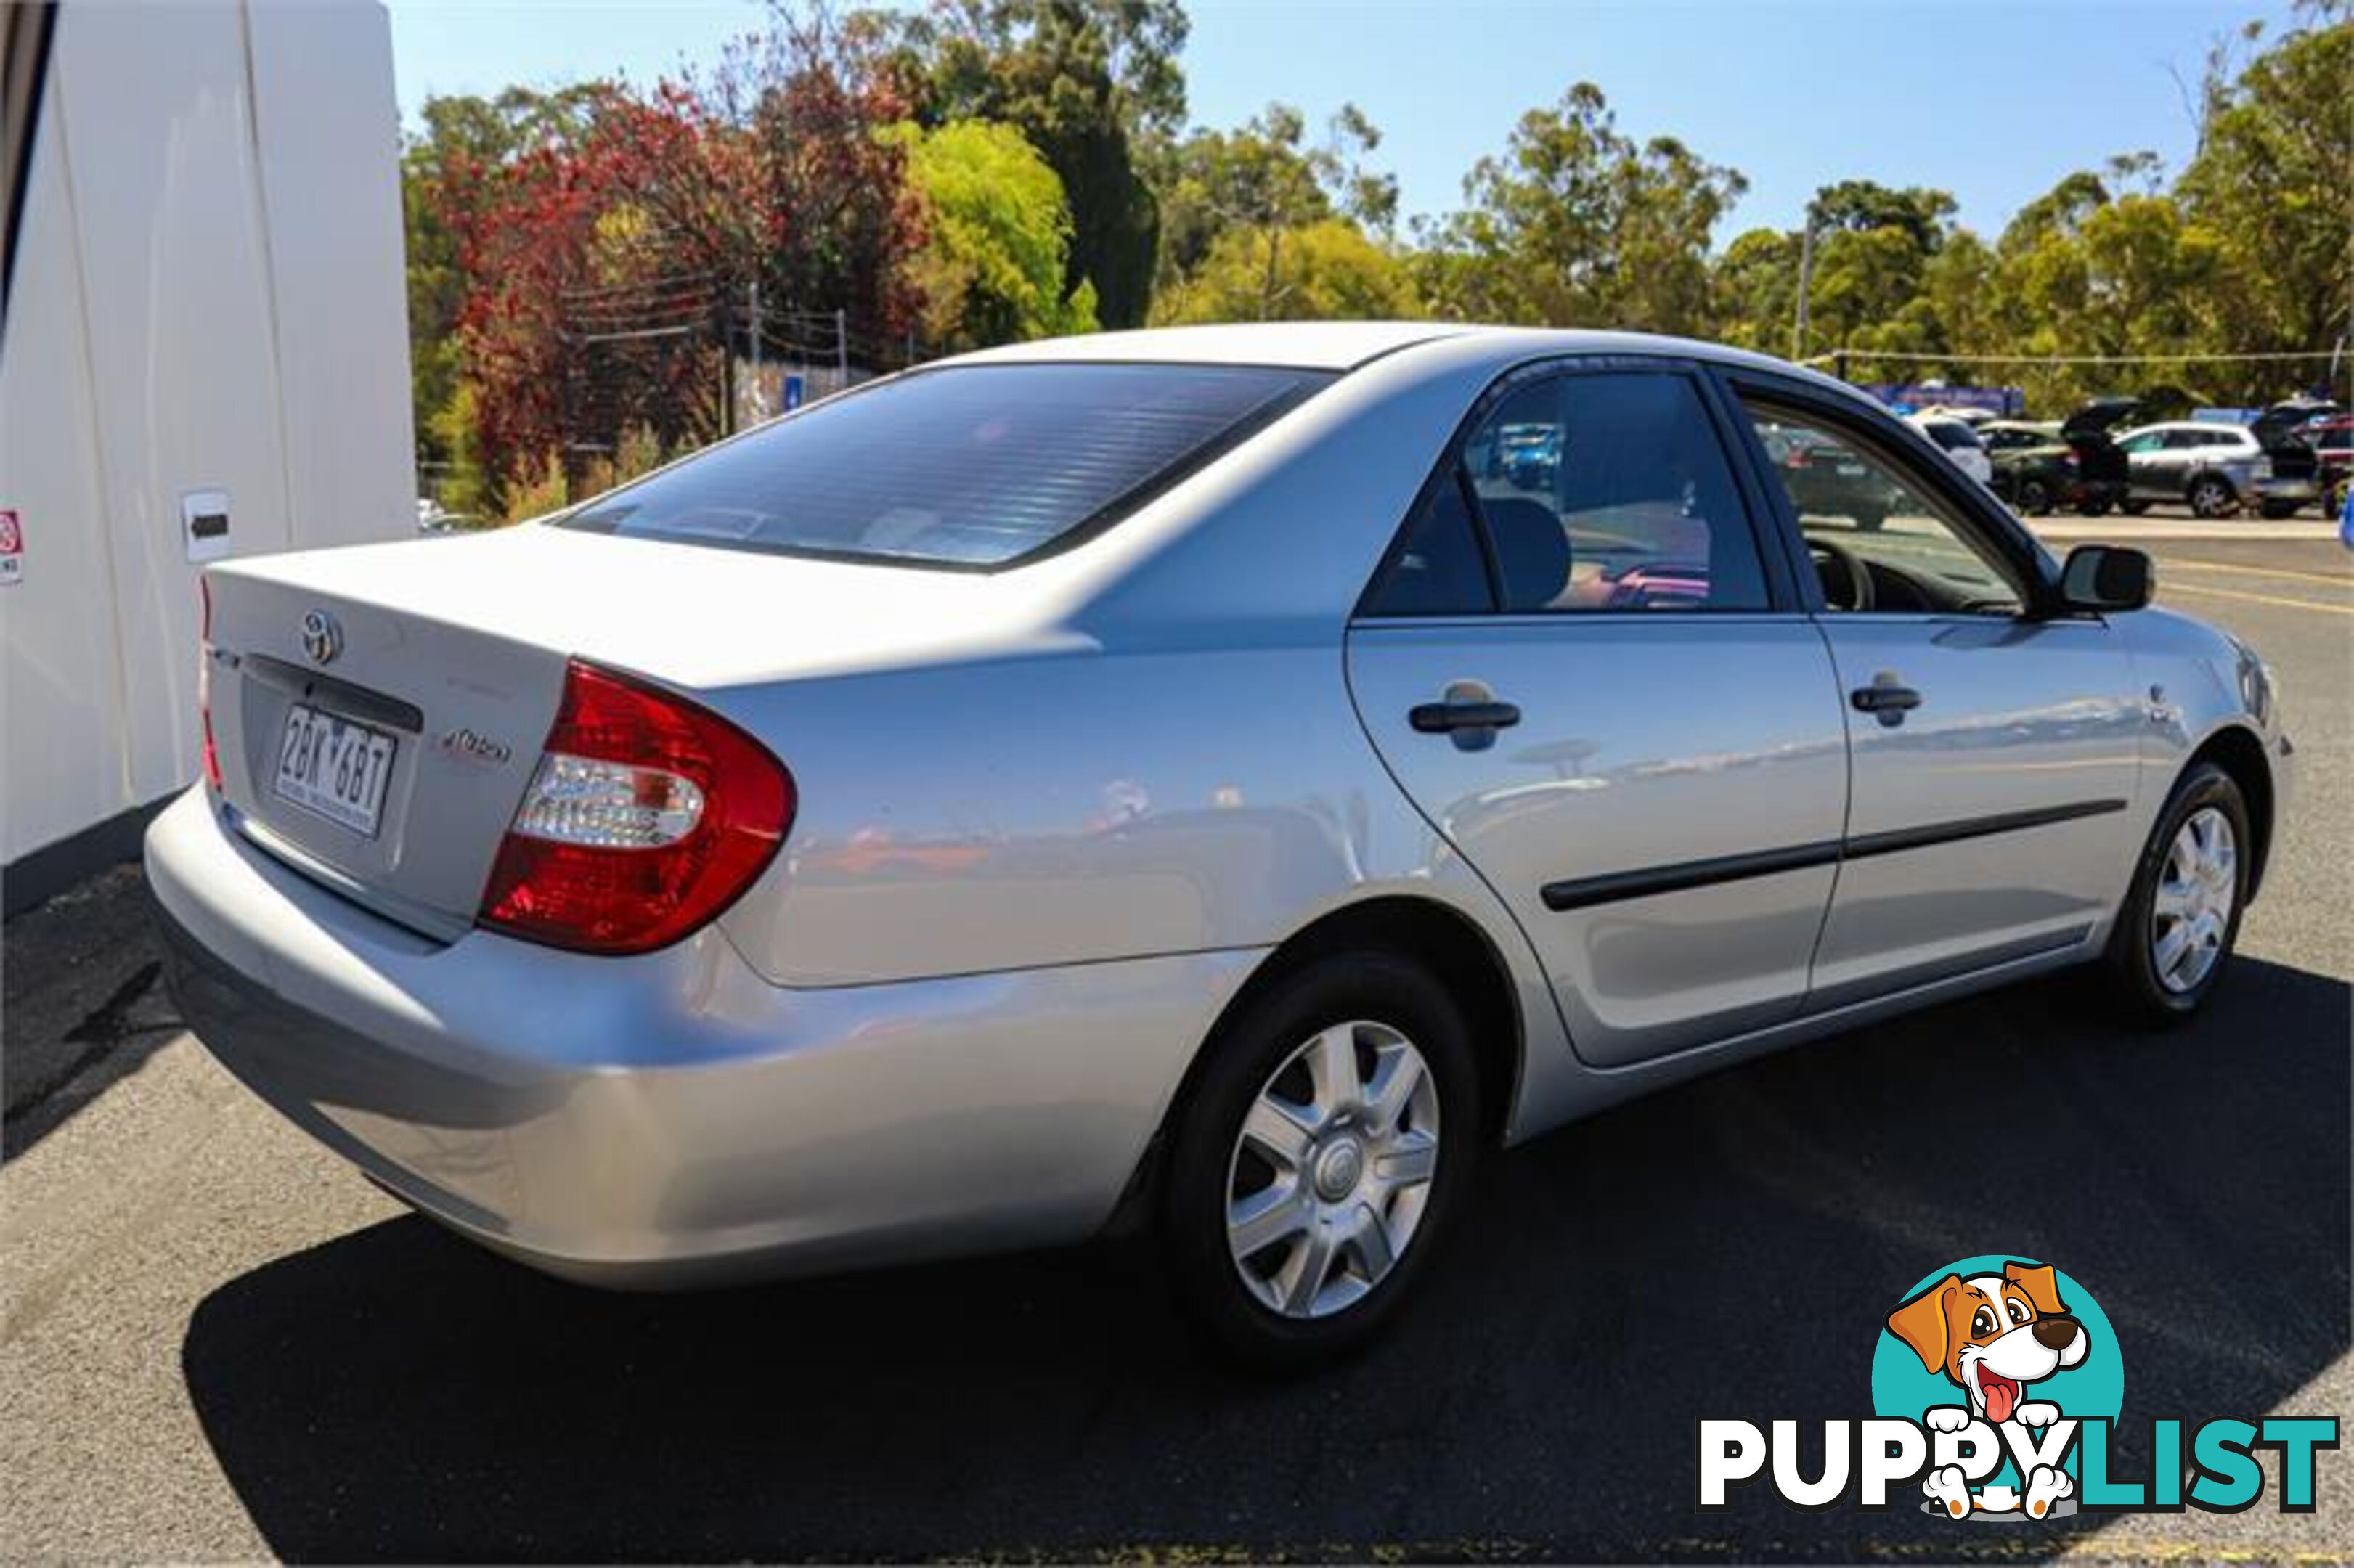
[[2257, 499, 2300, 520], [1160, 952, 1481, 1369], [2077, 497, 2112, 518], [2188, 475, 2238, 519], [1851, 506, 1886, 532], [2101, 762, 2249, 1026], [2119, 498, 2151, 515], [2018, 478, 2055, 516]]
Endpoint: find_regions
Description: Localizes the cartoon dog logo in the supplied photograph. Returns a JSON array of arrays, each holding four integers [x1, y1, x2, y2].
[[1885, 1261, 2089, 1518]]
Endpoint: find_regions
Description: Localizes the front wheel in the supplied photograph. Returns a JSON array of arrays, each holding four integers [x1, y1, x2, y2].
[[2188, 475, 2238, 519], [2101, 762, 2250, 1025], [2119, 498, 2151, 515], [2257, 499, 2301, 520], [1160, 952, 1481, 1369], [2019, 478, 2055, 516]]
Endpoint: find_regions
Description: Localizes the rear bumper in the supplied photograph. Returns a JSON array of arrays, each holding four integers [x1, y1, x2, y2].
[[2254, 475, 2320, 504], [146, 787, 1255, 1286]]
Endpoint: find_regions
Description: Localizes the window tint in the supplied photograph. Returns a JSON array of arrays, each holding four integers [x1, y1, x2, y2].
[[1742, 399, 2025, 616], [561, 363, 1330, 568], [1364, 478, 1494, 616], [1455, 371, 1767, 613]]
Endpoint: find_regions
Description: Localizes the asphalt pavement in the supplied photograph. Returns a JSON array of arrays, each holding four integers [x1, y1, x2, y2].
[[3, 522, 2347, 1562]]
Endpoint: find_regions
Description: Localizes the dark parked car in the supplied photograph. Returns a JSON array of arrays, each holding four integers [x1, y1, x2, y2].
[[2250, 401, 2335, 518], [1981, 399, 2135, 516], [1756, 422, 1905, 529], [2308, 416, 2353, 515]]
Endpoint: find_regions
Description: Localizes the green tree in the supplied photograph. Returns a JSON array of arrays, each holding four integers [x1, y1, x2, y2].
[[891, 118, 1098, 348], [857, 0, 1191, 327], [2176, 7, 2352, 385], [1417, 82, 1745, 334], [1151, 217, 1420, 324], [1152, 101, 1396, 307]]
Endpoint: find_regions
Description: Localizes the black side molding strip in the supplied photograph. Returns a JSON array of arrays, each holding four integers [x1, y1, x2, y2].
[[1842, 798, 2129, 862], [1539, 798, 2129, 913], [1541, 838, 1840, 912]]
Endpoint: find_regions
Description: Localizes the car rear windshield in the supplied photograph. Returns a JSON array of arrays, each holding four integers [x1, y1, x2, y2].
[[558, 362, 1333, 568], [1922, 420, 1982, 450]]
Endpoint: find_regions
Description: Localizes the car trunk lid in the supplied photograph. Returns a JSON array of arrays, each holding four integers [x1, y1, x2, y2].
[[203, 523, 1030, 937]]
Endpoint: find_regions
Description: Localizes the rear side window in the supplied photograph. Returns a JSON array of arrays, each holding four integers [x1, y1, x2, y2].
[[1367, 369, 1769, 615], [1923, 420, 1982, 451], [561, 363, 1332, 568]]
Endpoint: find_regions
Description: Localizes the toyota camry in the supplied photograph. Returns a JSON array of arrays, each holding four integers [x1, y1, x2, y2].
[[148, 323, 2292, 1364]]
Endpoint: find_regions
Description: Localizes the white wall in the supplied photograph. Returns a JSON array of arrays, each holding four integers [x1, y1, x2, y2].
[[0, 0, 414, 873]]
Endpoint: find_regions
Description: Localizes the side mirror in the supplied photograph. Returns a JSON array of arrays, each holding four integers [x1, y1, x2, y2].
[[2059, 544, 2153, 612]]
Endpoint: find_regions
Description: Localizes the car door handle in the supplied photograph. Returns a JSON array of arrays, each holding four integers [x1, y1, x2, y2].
[[1409, 699, 1521, 734], [1851, 679, 1923, 725]]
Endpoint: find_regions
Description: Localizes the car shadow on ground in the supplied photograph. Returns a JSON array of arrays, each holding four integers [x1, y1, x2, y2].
[[182, 956, 2349, 1563]]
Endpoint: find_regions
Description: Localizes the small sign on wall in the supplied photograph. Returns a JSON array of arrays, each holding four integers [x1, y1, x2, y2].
[[0, 509, 21, 585], [182, 489, 232, 563]]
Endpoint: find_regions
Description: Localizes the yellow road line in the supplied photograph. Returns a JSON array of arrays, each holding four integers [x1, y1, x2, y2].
[[2159, 557, 2354, 588], [2159, 580, 2354, 616]]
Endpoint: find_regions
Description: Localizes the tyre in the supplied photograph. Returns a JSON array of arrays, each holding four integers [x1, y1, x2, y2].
[[2077, 497, 2112, 518], [1160, 951, 1481, 1369], [2119, 499, 2151, 515], [1852, 507, 1886, 532], [2101, 761, 2250, 1026], [2257, 499, 2300, 520], [2188, 475, 2237, 519], [2018, 478, 2054, 516]]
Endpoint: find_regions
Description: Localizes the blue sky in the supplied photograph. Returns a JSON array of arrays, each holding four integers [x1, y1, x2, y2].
[[386, 0, 2305, 241]]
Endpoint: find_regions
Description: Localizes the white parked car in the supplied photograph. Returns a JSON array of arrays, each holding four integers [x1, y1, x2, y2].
[[1907, 412, 1995, 486]]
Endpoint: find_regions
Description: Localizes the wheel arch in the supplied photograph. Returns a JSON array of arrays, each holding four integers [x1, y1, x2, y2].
[[2186, 723, 2276, 901], [1101, 894, 1526, 1237]]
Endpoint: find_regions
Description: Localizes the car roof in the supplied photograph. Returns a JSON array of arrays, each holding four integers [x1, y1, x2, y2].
[[942, 321, 1470, 371], [937, 322, 1872, 393]]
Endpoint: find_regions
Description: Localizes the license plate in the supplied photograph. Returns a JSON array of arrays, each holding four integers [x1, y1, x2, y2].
[[273, 704, 397, 836]]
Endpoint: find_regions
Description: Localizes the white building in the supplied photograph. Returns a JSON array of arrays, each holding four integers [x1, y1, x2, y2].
[[1, 0, 415, 912]]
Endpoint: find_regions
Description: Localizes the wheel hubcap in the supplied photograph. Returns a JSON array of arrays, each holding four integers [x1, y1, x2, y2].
[[1224, 1020, 1441, 1320], [2151, 807, 2236, 994]]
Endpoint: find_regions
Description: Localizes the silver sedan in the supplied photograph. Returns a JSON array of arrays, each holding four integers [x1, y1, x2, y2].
[[148, 324, 2293, 1364]]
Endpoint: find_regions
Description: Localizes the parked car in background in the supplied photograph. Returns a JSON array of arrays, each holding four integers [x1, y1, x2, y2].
[[1905, 412, 1993, 486], [1760, 422, 1907, 529], [2307, 416, 2353, 515], [2114, 421, 2316, 519], [1982, 398, 2135, 516], [146, 324, 2293, 1365], [2248, 403, 2331, 517]]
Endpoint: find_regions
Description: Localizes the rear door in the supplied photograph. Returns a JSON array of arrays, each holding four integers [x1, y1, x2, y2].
[[1346, 359, 1850, 1066], [1723, 376, 2145, 1008]]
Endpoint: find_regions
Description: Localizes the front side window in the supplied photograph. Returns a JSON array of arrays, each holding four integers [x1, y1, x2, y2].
[[561, 362, 1331, 568], [1742, 399, 2026, 616], [1393, 370, 1769, 614]]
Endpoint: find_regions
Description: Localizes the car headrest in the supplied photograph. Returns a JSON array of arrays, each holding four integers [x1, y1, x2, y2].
[[1481, 497, 1570, 611]]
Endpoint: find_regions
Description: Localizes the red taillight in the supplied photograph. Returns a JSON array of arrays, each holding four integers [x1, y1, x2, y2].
[[197, 576, 223, 791], [477, 659, 793, 955]]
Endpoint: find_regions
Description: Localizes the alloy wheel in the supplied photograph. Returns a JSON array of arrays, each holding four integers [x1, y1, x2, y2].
[[2152, 807, 2236, 994], [1223, 1020, 1440, 1319]]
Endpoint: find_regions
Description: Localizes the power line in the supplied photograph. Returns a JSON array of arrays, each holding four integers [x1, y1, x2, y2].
[[1806, 347, 2345, 367]]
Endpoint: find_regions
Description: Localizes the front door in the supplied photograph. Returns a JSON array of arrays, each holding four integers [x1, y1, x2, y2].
[[1730, 382, 2146, 1009], [1347, 362, 1850, 1066]]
